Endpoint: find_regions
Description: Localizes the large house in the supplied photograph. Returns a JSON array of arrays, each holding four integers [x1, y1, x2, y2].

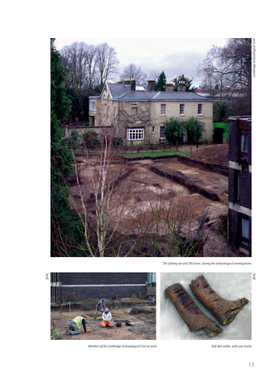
[[89, 79, 214, 145]]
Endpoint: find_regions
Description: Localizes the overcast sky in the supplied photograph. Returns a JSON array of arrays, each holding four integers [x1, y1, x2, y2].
[[55, 38, 228, 87]]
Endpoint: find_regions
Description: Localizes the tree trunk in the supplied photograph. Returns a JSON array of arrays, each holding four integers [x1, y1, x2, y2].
[[165, 283, 222, 337], [189, 275, 249, 325]]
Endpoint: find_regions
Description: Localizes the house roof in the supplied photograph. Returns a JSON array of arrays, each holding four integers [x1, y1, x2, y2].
[[108, 82, 130, 98], [107, 82, 213, 102]]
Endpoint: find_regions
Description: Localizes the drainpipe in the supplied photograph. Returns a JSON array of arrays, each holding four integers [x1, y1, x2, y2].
[[58, 273, 60, 304], [149, 101, 151, 144]]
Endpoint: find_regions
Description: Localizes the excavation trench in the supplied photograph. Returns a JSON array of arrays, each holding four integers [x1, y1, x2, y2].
[[147, 164, 220, 202], [68, 153, 237, 256], [51, 298, 156, 340]]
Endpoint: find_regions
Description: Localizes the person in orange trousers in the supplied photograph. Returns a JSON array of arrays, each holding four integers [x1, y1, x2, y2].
[[101, 308, 113, 327]]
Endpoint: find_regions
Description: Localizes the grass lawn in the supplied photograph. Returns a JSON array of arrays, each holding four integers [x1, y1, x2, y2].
[[213, 122, 229, 139], [119, 150, 191, 158]]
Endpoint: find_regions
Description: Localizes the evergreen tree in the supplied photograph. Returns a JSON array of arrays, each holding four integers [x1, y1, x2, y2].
[[156, 71, 167, 91], [173, 74, 197, 92], [50, 39, 83, 256], [185, 117, 205, 143], [164, 117, 186, 149]]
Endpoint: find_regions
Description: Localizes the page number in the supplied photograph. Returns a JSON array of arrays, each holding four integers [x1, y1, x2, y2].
[[249, 362, 254, 368]]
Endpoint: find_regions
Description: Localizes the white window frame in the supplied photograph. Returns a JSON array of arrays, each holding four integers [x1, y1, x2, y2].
[[152, 126, 155, 134], [198, 103, 203, 115], [91, 101, 96, 110], [179, 104, 185, 115], [161, 104, 166, 115], [240, 133, 249, 154], [127, 128, 144, 141], [240, 215, 249, 247], [131, 103, 138, 115], [160, 126, 166, 139]]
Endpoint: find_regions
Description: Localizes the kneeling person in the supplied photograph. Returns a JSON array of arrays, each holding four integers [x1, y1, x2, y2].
[[101, 308, 113, 327], [67, 315, 87, 335]]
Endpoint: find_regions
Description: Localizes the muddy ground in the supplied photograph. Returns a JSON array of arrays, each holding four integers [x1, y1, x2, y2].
[[68, 145, 245, 257], [51, 299, 156, 340], [188, 144, 229, 167]]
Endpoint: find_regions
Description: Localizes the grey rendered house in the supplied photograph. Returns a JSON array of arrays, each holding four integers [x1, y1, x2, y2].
[[89, 79, 214, 145]]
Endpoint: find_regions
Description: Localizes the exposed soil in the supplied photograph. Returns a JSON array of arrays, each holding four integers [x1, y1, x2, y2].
[[67, 145, 246, 257], [51, 299, 156, 340], [187, 144, 228, 167]]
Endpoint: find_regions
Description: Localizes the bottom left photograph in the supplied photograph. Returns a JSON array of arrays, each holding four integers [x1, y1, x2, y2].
[[50, 272, 156, 340]]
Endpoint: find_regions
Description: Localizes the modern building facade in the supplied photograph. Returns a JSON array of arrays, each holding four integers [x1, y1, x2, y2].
[[228, 116, 252, 256], [50, 272, 156, 303], [89, 79, 214, 145]]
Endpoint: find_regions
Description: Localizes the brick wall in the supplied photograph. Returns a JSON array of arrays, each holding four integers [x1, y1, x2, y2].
[[228, 208, 239, 248], [229, 209, 252, 255], [228, 117, 252, 165], [229, 168, 252, 209], [228, 117, 252, 255], [51, 273, 149, 303]]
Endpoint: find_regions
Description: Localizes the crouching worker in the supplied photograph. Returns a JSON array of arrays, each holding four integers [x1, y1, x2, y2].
[[67, 315, 87, 335], [101, 308, 113, 327], [95, 299, 105, 319]]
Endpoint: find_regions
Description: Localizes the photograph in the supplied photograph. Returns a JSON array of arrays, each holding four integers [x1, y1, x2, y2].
[[51, 38, 251, 258], [50, 272, 156, 340], [160, 272, 251, 340]]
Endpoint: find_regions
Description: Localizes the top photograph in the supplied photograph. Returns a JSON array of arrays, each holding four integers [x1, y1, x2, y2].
[[51, 38, 252, 258]]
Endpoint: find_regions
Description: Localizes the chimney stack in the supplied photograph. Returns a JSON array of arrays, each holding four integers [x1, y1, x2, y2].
[[178, 80, 186, 92], [166, 82, 174, 92], [130, 79, 136, 91], [148, 79, 156, 92]]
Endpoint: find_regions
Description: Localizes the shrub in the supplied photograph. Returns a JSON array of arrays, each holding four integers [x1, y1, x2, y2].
[[112, 137, 124, 146], [160, 143, 170, 149], [69, 129, 80, 149], [82, 130, 98, 140], [185, 117, 205, 143], [164, 118, 186, 145], [86, 137, 101, 146], [218, 215, 228, 237], [51, 326, 60, 340]]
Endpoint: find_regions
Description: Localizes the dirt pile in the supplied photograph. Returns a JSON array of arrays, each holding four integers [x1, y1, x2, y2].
[[188, 145, 228, 167]]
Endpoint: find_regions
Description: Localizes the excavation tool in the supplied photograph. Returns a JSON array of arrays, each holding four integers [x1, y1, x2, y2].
[[189, 275, 249, 325], [165, 283, 222, 337]]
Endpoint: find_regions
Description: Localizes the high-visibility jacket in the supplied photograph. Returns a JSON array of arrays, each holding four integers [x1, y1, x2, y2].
[[72, 316, 84, 330]]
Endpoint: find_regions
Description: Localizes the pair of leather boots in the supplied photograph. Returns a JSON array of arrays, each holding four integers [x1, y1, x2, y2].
[[165, 275, 249, 337]]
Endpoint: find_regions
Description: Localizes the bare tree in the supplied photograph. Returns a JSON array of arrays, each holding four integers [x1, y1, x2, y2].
[[148, 70, 160, 82], [60, 42, 100, 90], [85, 45, 99, 89], [198, 38, 251, 98], [120, 63, 147, 87], [66, 134, 140, 257], [96, 43, 119, 90], [134, 190, 199, 257], [60, 42, 89, 90]]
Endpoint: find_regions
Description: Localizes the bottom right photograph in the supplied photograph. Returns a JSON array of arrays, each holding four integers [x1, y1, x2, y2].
[[160, 272, 251, 340]]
